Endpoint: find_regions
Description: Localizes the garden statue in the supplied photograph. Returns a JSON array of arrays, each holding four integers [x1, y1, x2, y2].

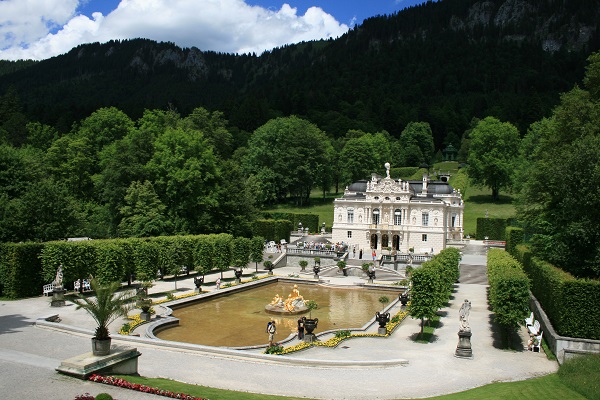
[[459, 299, 471, 331], [50, 264, 66, 307], [53, 264, 64, 289], [455, 299, 473, 359]]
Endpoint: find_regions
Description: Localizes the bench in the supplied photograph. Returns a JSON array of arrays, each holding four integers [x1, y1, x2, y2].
[[524, 311, 534, 327], [43, 283, 55, 296], [528, 320, 540, 336]]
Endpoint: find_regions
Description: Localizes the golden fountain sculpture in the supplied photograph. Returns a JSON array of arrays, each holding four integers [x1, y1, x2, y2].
[[265, 284, 308, 315]]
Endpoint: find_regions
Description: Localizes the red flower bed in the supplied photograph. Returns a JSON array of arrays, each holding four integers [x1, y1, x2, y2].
[[89, 374, 208, 400]]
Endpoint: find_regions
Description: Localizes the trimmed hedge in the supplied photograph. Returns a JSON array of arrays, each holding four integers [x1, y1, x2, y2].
[[253, 219, 292, 243], [0, 242, 45, 298], [487, 249, 530, 341], [509, 240, 600, 340], [0, 234, 266, 299], [390, 167, 419, 180], [505, 227, 524, 256], [263, 212, 318, 233], [476, 217, 507, 240]]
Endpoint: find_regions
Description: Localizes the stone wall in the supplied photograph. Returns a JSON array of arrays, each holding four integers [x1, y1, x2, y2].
[[530, 294, 600, 364]]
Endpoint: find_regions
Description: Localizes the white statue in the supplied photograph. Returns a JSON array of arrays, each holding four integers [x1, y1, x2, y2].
[[53, 264, 64, 289], [459, 299, 471, 331]]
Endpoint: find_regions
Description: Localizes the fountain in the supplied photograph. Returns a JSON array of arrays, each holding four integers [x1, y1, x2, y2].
[[265, 284, 308, 315]]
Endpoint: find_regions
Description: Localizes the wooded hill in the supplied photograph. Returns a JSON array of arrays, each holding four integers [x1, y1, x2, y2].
[[1, 0, 599, 146]]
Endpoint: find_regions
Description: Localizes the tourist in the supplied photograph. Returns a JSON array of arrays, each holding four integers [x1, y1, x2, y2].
[[372, 249, 376, 261], [353, 246, 356, 259], [268, 320, 277, 346], [298, 317, 305, 340], [215, 277, 221, 290]]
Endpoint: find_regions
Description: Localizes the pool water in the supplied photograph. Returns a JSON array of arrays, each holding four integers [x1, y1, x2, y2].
[[155, 282, 399, 347]]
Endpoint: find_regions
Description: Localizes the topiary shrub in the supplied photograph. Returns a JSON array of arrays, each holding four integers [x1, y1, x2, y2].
[[95, 393, 113, 400]]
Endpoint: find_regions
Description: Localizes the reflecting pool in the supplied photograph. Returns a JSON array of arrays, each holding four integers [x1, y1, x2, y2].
[[155, 282, 400, 347]]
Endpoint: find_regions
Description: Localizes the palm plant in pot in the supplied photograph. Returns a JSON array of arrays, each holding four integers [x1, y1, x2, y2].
[[70, 278, 136, 356], [299, 260, 308, 272]]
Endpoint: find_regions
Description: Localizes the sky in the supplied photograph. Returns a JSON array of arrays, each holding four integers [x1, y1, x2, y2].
[[0, 0, 429, 61]]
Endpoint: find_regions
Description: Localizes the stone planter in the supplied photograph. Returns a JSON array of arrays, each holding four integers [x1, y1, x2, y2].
[[140, 311, 151, 321], [313, 266, 320, 279], [399, 293, 409, 306], [234, 269, 243, 283], [92, 338, 111, 356], [194, 275, 204, 292]]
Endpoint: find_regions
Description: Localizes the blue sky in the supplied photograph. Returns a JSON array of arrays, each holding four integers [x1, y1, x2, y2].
[[0, 0, 429, 61]]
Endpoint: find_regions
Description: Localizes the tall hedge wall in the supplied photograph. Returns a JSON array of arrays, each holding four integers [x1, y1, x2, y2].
[[253, 219, 292, 242], [505, 227, 524, 256], [476, 218, 507, 240], [0, 243, 45, 299], [509, 242, 600, 340], [0, 234, 266, 298], [263, 212, 319, 233], [486, 249, 530, 339]]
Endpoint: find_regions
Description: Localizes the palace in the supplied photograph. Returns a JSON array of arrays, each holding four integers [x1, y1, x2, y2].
[[331, 163, 464, 255]]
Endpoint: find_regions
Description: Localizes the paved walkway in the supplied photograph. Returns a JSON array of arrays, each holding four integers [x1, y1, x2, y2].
[[0, 241, 557, 400]]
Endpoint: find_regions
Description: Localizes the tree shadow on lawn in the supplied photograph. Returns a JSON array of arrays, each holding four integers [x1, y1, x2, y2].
[[467, 194, 514, 204]]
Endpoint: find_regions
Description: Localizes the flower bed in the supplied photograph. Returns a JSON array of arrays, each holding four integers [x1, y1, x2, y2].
[[267, 309, 409, 355], [89, 374, 208, 400]]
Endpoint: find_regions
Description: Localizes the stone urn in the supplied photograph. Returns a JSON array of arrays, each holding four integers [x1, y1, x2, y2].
[[375, 311, 390, 334], [137, 299, 152, 321], [367, 269, 376, 282], [313, 266, 320, 279], [303, 318, 319, 342], [234, 268, 243, 283], [399, 293, 409, 306]]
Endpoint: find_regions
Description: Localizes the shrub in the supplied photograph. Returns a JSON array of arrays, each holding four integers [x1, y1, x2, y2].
[[335, 330, 351, 338], [476, 217, 508, 240], [95, 393, 113, 400]]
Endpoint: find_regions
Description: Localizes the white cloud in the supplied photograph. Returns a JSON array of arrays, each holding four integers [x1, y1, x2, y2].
[[0, 0, 349, 60]]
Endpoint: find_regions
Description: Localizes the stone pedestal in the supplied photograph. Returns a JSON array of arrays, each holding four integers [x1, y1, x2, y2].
[[303, 333, 317, 343], [140, 311, 151, 321], [50, 288, 66, 307], [455, 330, 473, 358], [56, 346, 141, 379], [378, 327, 387, 335]]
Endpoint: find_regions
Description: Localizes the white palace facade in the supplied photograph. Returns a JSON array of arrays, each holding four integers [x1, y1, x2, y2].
[[331, 163, 464, 255]]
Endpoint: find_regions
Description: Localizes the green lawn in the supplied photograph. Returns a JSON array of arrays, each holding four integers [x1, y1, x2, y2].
[[463, 186, 515, 237]]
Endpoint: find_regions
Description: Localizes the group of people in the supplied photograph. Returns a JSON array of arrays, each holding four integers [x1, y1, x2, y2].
[[266, 316, 307, 347], [298, 241, 347, 253]]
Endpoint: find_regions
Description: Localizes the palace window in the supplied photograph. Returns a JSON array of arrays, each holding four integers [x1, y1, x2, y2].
[[422, 234, 428, 242], [347, 231, 352, 238], [422, 212, 429, 226], [372, 209, 380, 225], [347, 208, 354, 224], [394, 209, 402, 225]]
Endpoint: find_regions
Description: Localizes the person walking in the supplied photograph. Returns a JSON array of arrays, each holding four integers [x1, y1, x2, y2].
[[297, 317, 305, 340], [268, 320, 277, 346], [215, 277, 221, 290]]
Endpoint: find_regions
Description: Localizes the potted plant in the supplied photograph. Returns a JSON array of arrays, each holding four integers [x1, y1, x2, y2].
[[264, 260, 274, 275], [70, 278, 136, 356], [303, 300, 319, 342], [337, 260, 347, 276], [376, 296, 390, 334], [299, 260, 308, 271]]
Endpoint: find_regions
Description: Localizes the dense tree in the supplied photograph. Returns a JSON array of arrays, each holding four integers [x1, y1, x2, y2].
[[147, 126, 219, 233], [467, 117, 520, 200], [516, 52, 600, 278], [339, 133, 380, 185], [396, 122, 435, 166], [243, 116, 332, 205], [117, 181, 170, 238]]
